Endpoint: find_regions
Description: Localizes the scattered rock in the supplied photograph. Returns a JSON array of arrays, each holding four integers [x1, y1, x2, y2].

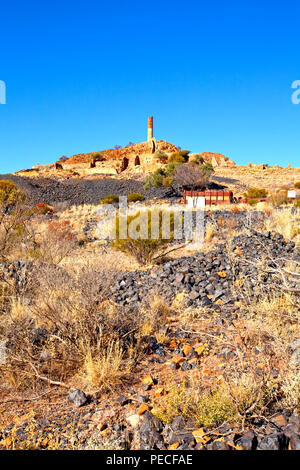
[[138, 403, 150, 415], [257, 433, 288, 450], [113, 229, 299, 311], [115, 396, 131, 406], [126, 414, 141, 428], [238, 430, 257, 450], [68, 390, 88, 408]]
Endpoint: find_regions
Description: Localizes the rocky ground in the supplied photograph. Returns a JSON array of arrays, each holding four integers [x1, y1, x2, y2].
[[112, 229, 298, 310], [0, 174, 172, 207], [0, 200, 299, 451], [0, 214, 299, 450], [1, 396, 300, 450], [1, 312, 300, 450], [2, 158, 299, 207]]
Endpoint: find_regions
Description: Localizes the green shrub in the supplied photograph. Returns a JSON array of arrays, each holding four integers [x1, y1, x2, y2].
[[248, 198, 259, 205], [165, 162, 181, 173], [0, 180, 26, 208], [33, 202, 54, 215], [144, 168, 166, 189], [92, 152, 105, 162], [154, 150, 168, 164], [127, 193, 145, 203], [110, 210, 175, 264], [244, 188, 268, 198], [99, 195, 120, 205], [168, 153, 186, 164], [152, 381, 236, 428], [144, 161, 185, 190], [202, 162, 214, 174], [270, 190, 288, 207], [294, 199, 300, 207], [190, 154, 205, 164], [177, 150, 190, 160], [294, 182, 300, 189], [162, 176, 173, 187]]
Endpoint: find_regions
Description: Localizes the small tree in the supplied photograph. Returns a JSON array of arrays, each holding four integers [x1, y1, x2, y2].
[[144, 168, 166, 189], [110, 210, 175, 265], [0, 180, 26, 210], [144, 162, 183, 191], [0, 180, 29, 261], [174, 162, 213, 191]]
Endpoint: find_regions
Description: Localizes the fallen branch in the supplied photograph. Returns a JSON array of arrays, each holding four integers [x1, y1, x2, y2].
[[0, 390, 53, 405], [152, 243, 190, 261], [21, 363, 74, 390]]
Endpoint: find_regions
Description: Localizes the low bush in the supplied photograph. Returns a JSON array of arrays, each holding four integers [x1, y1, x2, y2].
[[177, 150, 190, 160], [99, 195, 120, 205], [152, 376, 271, 428], [144, 163, 182, 190], [248, 198, 259, 205], [269, 189, 289, 207], [0, 263, 140, 394], [244, 188, 268, 198], [190, 154, 204, 164], [0, 180, 26, 208], [154, 150, 168, 164], [168, 153, 186, 164], [110, 210, 175, 264], [294, 199, 300, 207], [26, 220, 76, 264], [294, 181, 300, 189], [202, 162, 214, 173], [144, 168, 166, 189], [92, 152, 105, 162], [33, 202, 54, 215], [0, 188, 31, 262], [127, 193, 145, 203]]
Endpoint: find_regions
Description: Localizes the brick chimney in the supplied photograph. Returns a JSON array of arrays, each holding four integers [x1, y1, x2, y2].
[[147, 116, 153, 142]]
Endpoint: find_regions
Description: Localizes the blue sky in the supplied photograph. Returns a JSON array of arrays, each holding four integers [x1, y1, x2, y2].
[[0, 0, 300, 173]]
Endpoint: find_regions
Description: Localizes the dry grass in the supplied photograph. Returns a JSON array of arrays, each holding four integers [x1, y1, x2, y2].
[[76, 340, 125, 394], [214, 165, 300, 198], [263, 206, 300, 242], [0, 192, 299, 449]]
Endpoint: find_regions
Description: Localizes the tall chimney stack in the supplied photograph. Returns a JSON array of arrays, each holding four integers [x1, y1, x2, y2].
[[147, 116, 153, 141]]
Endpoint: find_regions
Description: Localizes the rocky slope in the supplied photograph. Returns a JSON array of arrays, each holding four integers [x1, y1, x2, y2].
[[0, 174, 173, 206], [112, 229, 298, 311]]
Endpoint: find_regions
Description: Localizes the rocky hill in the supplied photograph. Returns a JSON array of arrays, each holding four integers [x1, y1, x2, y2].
[[26, 141, 236, 178]]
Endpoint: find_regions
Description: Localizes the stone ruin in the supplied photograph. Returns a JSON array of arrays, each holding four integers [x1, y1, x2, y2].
[[120, 156, 129, 172]]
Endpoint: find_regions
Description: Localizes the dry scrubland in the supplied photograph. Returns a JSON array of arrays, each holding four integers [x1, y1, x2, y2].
[[13, 141, 300, 206], [0, 172, 299, 450], [213, 165, 300, 198]]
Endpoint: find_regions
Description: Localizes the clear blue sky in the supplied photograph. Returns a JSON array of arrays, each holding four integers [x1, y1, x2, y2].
[[0, 0, 300, 173]]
